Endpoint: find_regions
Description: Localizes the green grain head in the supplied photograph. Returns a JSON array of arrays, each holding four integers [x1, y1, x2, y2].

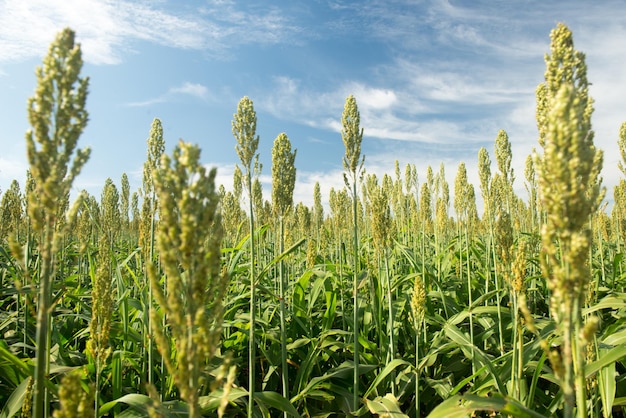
[[233, 96, 260, 185], [149, 140, 227, 415], [341, 95, 365, 189], [53, 372, 94, 418], [25, 27, 90, 233], [271, 132, 297, 217]]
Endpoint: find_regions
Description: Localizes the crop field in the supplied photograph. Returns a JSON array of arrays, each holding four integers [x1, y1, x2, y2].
[[1, 24, 626, 418]]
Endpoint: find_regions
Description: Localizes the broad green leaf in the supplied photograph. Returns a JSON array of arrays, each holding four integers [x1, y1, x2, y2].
[[442, 321, 506, 394], [365, 393, 408, 417], [427, 393, 548, 418], [583, 295, 626, 315], [597, 346, 617, 418], [99, 394, 157, 415], [602, 327, 626, 346], [0, 377, 30, 418], [363, 359, 412, 397], [255, 391, 301, 417], [585, 345, 626, 378], [200, 387, 248, 411]]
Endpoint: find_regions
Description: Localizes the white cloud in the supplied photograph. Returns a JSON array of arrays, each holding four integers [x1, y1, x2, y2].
[[170, 82, 209, 100], [125, 81, 210, 107], [125, 96, 168, 108], [0, 157, 28, 189], [0, 0, 299, 65], [350, 84, 397, 110]]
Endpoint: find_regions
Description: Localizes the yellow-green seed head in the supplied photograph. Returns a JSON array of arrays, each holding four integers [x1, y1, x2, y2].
[[271, 132, 297, 216], [148, 140, 227, 413], [410, 274, 427, 332], [53, 372, 94, 418], [25, 27, 90, 233], [341, 95, 365, 186], [233, 96, 260, 183]]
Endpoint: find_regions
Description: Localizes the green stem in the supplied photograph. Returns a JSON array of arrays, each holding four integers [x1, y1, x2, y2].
[[573, 297, 587, 418], [465, 226, 475, 377], [491, 234, 505, 356], [415, 330, 420, 418], [510, 292, 519, 400], [148, 190, 156, 388], [279, 216, 288, 418], [385, 252, 395, 397], [352, 180, 360, 412], [248, 177, 257, 418], [33, 225, 52, 418], [563, 302, 575, 418]]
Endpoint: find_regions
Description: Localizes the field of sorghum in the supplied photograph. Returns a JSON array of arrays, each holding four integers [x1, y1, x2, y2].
[[2, 23, 626, 418]]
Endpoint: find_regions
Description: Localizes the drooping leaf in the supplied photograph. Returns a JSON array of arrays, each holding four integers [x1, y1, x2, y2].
[[365, 393, 408, 417], [427, 393, 548, 418]]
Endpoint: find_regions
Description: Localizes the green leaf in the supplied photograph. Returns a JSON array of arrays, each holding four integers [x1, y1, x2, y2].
[[0, 341, 31, 391], [255, 391, 301, 417], [0, 377, 31, 418], [200, 387, 248, 411], [583, 295, 626, 315], [597, 346, 617, 418], [427, 393, 548, 418], [585, 345, 626, 378], [442, 321, 506, 394], [601, 327, 626, 346], [365, 393, 408, 417], [259, 238, 306, 276], [363, 359, 412, 398], [99, 394, 158, 416]]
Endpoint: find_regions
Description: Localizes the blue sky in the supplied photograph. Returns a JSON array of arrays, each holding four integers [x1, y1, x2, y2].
[[1, 0, 626, 209]]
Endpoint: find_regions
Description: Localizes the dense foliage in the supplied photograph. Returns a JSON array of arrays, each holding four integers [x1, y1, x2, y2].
[[2, 24, 626, 418]]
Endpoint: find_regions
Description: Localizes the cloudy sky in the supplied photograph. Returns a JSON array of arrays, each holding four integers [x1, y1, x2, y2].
[[1, 0, 625, 209]]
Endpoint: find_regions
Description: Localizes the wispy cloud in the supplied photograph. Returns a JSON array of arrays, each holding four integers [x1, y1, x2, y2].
[[126, 81, 210, 107], [0, 157, 28, 184], [170, 82, 209, 100], [0, 0, 300, 65]]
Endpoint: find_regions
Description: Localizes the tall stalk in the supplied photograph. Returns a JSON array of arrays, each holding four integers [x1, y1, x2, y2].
[[88, 179, 119, 415], [232, 97, 261, 418], [350, 179, 360, 410], [18, 28, 90, 418], [478, 148, 505, 354], [271, 132, 297, 415], [535, 23, 604, 418], [366, 173, 395, 395], [148, 140, 227, 418], [455, 162, 475, 374], [410, 274, 426, 418], [141, 118, 165, 388], [340, 95, 365, 412], [434, 164, 450, 319]]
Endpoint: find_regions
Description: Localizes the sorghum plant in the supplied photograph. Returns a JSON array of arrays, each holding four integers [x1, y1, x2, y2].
[[454, 161, 476, 373], [365, 173, 396, 393], [140, 118, 165, 386], [53, 372, 94, 418], [524, 153, 539, 232], [409, 273, 426, 417], [613, 122, 626, 250], [148, 140, 227, 418], [19, 27, 90, 418], [495, 129, 515, 215], [120, 173, 131, 235], [535, 23, 604, 418], [271, 132, 297, 411], [0, 180, 23, 243], [341, 94, 365, 412], [87, 178, 120, 413], [232, 96, 261, 417], [313, 182, 324, 246]]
